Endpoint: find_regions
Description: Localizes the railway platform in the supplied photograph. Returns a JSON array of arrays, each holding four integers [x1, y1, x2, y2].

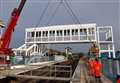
[[71, 60, 112, 83]]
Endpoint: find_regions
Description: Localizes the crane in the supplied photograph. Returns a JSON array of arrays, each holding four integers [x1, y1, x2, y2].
[[0, 0, 27, 67]]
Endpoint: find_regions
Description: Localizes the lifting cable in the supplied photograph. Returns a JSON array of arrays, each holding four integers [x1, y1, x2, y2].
[[62, 1, 78, 24], [63, 0, 80, 24], [47, 0, 81, 25], [35, 0, 51, 27], [63, 0, 83, 30], [46, 0, 63, 25], [36, 0, 81, 26]]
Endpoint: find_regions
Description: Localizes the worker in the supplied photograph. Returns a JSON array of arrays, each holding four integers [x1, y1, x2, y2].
[[116, 75, 120, 83], [90, 42, 99, 57], [94, 58, 102, 83], [89, 58, 95, 76]]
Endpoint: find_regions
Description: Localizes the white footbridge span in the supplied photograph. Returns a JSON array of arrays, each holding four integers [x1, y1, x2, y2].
[[13, 23, 115, 64]]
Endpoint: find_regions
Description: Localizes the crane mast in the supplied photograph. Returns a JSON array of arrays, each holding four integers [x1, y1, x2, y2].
[[0, 0, 26, 66]]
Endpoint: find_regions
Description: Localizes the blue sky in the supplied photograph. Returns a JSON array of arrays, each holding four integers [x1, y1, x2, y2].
[[0, 0, 120, 52]]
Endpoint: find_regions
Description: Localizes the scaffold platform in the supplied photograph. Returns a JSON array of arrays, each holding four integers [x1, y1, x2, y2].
[[0, 60, 64, 79]]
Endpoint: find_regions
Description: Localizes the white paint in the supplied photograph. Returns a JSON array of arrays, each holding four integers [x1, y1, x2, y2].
[[55, 55, 65, 61]]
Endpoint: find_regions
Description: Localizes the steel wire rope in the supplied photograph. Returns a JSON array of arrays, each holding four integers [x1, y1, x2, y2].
[[63, 0, 91, 44], [47, 0, 81, 25], [63, 0, 85, 35], [62, 1, 78, 24], [63, 0, 80, 24], [63, 0, 94, 63], [35, 0, 51, 27], [46, 0, 63, 25]]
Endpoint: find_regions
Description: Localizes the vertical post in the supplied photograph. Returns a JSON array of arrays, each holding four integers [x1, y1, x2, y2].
[[34, 29, 36, 58], [30, 70, 32, 76], [63, 29, 64, 41], [50, 65, 51, 77], [70, 29, 72, 41], [49, 44, 50, 61], [24, 30, 28, 64], [55, 30, 56, 41], [110, 27, 120, 76], [48, 30, 49, 42], [110, 27, 116, 58], [108, 44, 111, 58], [55, 65, 56, 77], [107, 27, 112, 74], [34, 29, 36, 44], [86, 27, 88, 41], [116, 60, 120, 75], [78, 27, 80, 41], [94, 26, 97, 42], [41, 31, 43, 43], [96, 27, 101, 57], [70, 66, 72, 78]]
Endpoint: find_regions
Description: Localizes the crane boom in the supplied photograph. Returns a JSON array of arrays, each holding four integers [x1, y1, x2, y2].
[[0, 0, 26, 54], [0, 0, 27, 66]]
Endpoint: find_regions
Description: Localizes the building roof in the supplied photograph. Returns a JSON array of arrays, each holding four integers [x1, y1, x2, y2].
[[26, 23, 96, 32]]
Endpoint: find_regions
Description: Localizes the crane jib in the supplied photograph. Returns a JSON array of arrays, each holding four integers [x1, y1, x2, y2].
[[0, 0, 27, 66], [17, 0, 27, 15]]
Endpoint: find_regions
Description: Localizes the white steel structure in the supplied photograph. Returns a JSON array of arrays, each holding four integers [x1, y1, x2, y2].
[[25, 24, 97, 43], [14, 23, 115, 63]]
